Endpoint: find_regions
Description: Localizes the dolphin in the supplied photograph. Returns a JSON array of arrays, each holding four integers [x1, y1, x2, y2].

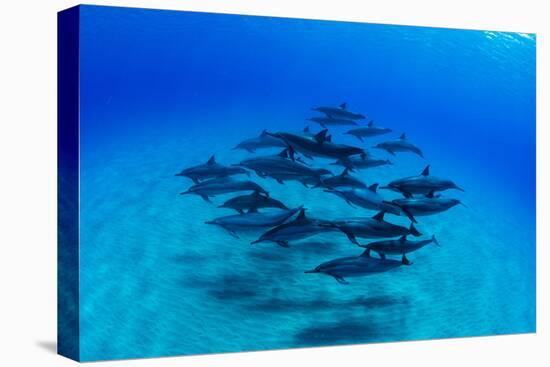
[[232, 127, 313, 153], [267, 129, 365, 160], [314, 168, 367, 189], [331, 154, 392, 171], [311, 102, 365, 120], [344, 121, 392, 142], [324, 184, 402, 214], [234, 149, 332, 186], [323, 211, 421, 245], [304, 249, 406, 284], [307, 116, 359, 127], [250, 208, 337, 247], [205, 206, 303, 238], [180, 177, 268, 202], [232, 130, 288, 153], [387, 193, 462, 223], [373, 133, 424, 157], [360, 234, 440, 265], [218, 191, 289, 214], [175, 155, 249, 183], [381, 165, 464, 197]]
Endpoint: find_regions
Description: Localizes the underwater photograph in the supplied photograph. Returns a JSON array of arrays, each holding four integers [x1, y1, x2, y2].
[[59, 4, 536, 362]]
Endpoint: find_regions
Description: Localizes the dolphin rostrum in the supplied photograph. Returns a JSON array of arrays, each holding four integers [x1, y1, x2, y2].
[[175, 155, 249, 183], [373, 133, 424, 157]]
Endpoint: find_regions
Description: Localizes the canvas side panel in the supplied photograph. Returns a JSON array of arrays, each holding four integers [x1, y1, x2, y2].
[[57, 6, 80, 362]]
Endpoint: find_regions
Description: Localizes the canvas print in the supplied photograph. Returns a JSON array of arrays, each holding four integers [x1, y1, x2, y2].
[[58, 5, 536, 362]]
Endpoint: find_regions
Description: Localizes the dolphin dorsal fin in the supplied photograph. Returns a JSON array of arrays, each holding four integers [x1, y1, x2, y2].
[[368, 183, 379, 192], [277, 149, 289, 158], [399, 235, 407, 243], [426, 190, 435, 198], [368, 120, 374, 127], [260, 129, 268, 137], [399, 133, 406, 140], [207, 155, 216, 165], [340, 102, 347, 110], [295, 208, 307, 221], [314, 129, 329, 144], [373, 211, 385, 221], [303, 126, 310, 133], [421, 165, 430, 176]]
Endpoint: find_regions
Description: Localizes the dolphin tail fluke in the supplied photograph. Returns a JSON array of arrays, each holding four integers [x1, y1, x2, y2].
[[432, 235, 441, 247], [409, 223, 422, 237]]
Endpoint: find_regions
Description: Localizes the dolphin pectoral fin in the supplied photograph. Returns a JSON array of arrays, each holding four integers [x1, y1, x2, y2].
[[237, 209, 244, 214], [228, 230, 240, 239], [246, 148, 255, 153], [356, 135, 364, 142], [200, 194, 212, 203], [333, 275, 349, 285], [402, 208, 417, 223], [402, 191, 413, 199], [387, 149, 395, 156], [409, 223, 422, 237], [221, 226, 239, 239], [257, 171, 267, 178], [345, 200, 357, 209], [343, 231, 359, 245], [301, 182, 310, 188], [401, 254, 413, 265], [377, 252, 386, 260], [276, 241, 290, 248], [191, 178, 199, 184], [276, 179, 285, 185]]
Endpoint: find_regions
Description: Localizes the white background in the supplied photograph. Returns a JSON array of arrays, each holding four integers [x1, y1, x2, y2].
[[0, 0, 547, 365]]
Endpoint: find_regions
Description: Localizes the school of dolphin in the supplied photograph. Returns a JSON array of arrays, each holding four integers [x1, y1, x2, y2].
[[176, 103, 464, 284]]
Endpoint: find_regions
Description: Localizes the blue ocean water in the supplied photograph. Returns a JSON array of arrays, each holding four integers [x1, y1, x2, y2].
[[75, 5, 535, 361]]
